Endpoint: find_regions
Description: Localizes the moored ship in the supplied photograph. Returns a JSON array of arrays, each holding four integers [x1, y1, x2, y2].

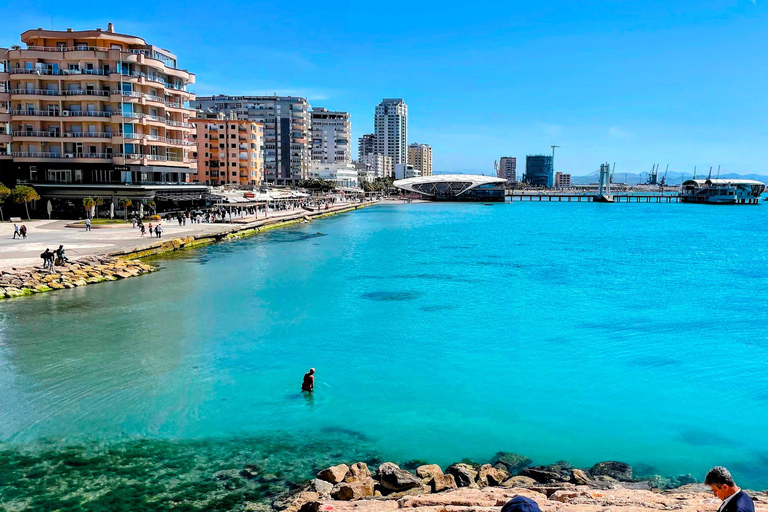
[[680, 179, 765, 204]]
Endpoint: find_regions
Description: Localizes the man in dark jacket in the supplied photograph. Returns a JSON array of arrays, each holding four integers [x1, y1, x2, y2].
[[705, 466, 754, 512]]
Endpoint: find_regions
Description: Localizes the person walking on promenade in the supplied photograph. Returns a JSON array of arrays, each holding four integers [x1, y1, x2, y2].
[[131, 216, 137, 229], [706, 467, 754, 512], [85, 218, 91, 232], [148, 223, 153, 236], [19, 225, 27, 239], [301, 368, 315, 393], [155, 224, 163, 238], [12, 223, 19, 239], [140, 223, 146, 237]]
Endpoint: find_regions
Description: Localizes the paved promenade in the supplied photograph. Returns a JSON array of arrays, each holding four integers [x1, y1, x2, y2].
[[0, 202, 372, 269]]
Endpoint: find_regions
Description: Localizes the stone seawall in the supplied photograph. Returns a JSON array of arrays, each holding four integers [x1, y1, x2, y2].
[[0, 202, 375, 301], [0, 255, 154, 299]]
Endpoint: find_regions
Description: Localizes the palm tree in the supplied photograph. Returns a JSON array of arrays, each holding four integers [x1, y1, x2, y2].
[[12, 185, 40, 220], [118, 198, 132, 220], [94, 197, 104, 219]]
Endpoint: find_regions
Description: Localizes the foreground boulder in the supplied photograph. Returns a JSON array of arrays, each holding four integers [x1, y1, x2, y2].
[[446, 463, 479, 488], [520, 466, 570, 483], [477, 463, 509, 486], [330, 478, 375, 500], [415, 464, 443, 480], [591, 461, 633, 481], [344, 462, 371, 482], [375, 462, 422, 492], [428, 473, 457, 493], [317, 464, 350, 484]]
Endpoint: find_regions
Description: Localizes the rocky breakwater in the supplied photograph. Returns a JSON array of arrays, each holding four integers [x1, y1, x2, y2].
[[273, 455, 768, 512], [0, 255, 155, 299]]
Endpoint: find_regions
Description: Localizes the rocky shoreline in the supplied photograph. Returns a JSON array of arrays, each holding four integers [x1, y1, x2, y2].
[[274, 455, 767, 512], [0, 255, 155, 298]]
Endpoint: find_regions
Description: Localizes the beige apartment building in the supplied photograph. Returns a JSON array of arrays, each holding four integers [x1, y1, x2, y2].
[[408, 142, 432, 176], [0, 25, 202, 207], [192, 113, 264, 187]]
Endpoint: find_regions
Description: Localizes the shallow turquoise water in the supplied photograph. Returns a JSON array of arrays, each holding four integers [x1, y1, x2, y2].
[[1, 201, 768, 490]]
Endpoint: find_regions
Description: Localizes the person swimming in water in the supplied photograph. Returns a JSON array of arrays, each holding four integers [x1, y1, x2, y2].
[[302, 368, 315, 393]]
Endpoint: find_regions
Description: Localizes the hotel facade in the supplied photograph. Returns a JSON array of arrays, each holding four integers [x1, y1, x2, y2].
[[0, 25, 205, 204]]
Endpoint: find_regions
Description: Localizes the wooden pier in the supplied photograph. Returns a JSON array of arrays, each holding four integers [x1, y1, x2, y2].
[[507, 193, 680, 203]]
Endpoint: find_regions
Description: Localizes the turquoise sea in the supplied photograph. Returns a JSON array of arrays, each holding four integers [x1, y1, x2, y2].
[[1, 201, 768, 508]]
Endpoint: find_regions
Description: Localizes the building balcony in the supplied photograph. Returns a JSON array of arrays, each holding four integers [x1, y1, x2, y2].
[[13, 130, 113, 140], [114, 153, 192, 167], [10, 67, 111, 77], [11, 109, 114, 119], [12, 151, 113, 161]]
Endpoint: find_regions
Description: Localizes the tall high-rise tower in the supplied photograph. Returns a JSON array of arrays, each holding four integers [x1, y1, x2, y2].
[[374, 99, 408, 165]]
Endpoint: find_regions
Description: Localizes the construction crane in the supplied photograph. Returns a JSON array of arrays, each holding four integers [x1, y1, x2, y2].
[[659, 165, 668, 189], [647, 164, 659, 185]]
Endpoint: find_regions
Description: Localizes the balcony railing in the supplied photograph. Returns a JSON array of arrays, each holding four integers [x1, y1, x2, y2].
[[120, 133, 193, 146], [64, 132, 113, 138], [12, 151, 113, 159], [11, 88, 111, 96], [10, 68, 111, 76], [113, 112, 191, 128], [120, 153, 184, 162]]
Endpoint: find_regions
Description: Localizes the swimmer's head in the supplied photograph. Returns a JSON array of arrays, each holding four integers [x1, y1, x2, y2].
[[309, 368, 315, 374]]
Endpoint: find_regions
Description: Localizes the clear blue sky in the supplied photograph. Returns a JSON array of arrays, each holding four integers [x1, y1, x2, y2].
[[2, 0, 767, 176]]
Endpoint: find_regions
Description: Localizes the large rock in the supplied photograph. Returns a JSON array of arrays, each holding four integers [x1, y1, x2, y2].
[[272, 489, 319, 511], [502, 476, 538, 488], [428, 473, 457, 493], [331, 478, 375, 500], [478, 463, 509, 486], [520, 466, 570, 483], [316, 463, 349, 484], [446, 463, 479, 488], [492, 452, 533, 474], [376, 462, 421, 492], [591, 461, 633, 481], [307, 478, 333, 498], [344, 462, 371, 482], [571, 468, 593, 486], [415, 464, 443, 480]]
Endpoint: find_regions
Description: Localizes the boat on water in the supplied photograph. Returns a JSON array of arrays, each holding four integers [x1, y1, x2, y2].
[[680, 179, 765, 204]]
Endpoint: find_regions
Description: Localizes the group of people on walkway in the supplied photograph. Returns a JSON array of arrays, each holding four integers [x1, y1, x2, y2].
[[12, 223, 28, 239], [40, 245, 68, 270], [137, 220, 163, 238]]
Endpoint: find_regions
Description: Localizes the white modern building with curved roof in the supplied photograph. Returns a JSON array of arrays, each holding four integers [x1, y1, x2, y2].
[[394, 174, 506, 202]]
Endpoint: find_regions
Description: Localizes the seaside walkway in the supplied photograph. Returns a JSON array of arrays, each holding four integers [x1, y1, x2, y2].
[[0, 201, 374, 269]]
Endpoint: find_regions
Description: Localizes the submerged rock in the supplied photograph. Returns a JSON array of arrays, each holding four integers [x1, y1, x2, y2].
[[591, 461, 633, 481], [492, 452, 533, 474]]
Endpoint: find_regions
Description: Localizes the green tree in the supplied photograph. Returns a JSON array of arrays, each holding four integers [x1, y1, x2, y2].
[[0, 182, 10, 222], [118, 198, 132, 220], [12, 185, 40, 220], [82, 197, 96, 219]]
